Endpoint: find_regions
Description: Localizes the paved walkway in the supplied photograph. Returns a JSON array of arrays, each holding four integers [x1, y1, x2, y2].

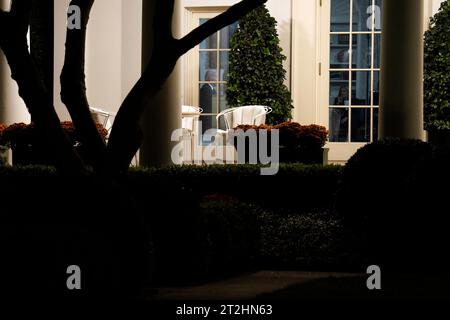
[[151, 271, 361, 300]]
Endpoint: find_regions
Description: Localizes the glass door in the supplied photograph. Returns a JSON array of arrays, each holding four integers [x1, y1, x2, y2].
[[320, 0, 382, 161]]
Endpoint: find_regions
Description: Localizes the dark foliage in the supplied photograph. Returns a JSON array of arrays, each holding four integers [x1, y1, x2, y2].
[[335, 139, 450, 271], [0, 167, 150, 302], [424, 0, 450, 130], [227, 5, 292, 125], [131, 164, 342, 211]]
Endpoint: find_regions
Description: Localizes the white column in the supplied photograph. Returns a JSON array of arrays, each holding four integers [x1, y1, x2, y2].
[[140, 1, 182, 167], [379, 0, 425, 140]]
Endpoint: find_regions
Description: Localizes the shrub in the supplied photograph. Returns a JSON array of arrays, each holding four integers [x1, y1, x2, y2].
[[2, 122, 109, 167], [336, 139, 435, 270], [274, 122, 328, 149], [0, 168, 150, 300], [257, 210, 357, 271], [227, 4, 293, 125], [234, 122, 328, 164], [424, 0, 450, 130], [235, 122, 328, 149], [200, 196, 261, 276], [0, 166, 356, 287], [1, 122, 108, 147], [131, 164, 343, 211]]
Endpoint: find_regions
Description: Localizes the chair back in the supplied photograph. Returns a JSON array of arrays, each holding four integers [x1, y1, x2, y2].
[[90, 107, 115, 134], [181, 105, 203, 132], [219, 105, 272, 130]]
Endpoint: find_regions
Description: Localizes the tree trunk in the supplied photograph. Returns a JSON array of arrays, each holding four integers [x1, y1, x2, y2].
[[61, 0, 107, 171], [0, 1, 86, 174]]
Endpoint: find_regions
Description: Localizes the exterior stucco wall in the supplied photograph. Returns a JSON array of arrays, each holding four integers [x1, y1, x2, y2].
[[54, 0, 142, 121]]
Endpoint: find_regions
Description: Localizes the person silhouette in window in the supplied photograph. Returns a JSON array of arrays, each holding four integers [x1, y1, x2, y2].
[[334, 85, 349, 106], [330, 85, 350, 142], [200, 70, 217, 134]]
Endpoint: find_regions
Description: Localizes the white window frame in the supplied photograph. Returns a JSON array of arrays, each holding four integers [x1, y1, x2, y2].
[[183, 7, 230, 112], [293, 0, 440, 163]]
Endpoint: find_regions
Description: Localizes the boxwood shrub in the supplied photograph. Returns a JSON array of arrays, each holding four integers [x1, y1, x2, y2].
[[130, 164, 343, 212], [335, 139, 450, 271]]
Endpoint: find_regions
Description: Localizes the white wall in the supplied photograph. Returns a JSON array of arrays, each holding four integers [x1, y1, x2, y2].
[[0, 0, 31, 125], [54, 0, 142, 121]]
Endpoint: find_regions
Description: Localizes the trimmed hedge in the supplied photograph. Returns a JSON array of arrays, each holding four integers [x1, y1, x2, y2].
[[0, 164, 346, 293], [130, 164, 343, 212], [335, 139, 450, 272]]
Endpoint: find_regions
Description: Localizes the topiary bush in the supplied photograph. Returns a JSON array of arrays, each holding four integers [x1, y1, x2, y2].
[[336, 139, 436, 270], [424, 0, 450, 131], [227, 4, 293, 125]]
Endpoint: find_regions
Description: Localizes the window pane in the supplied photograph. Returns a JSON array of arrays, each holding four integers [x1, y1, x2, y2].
[[375, 0, 382, 31], [199, 52, 217, 81], [200, 19, 218, 49], [330, 72, 350, 105], [351, 108, 371, 142], [330, 34, 350, 69], [219, 51, 229, 81], [352, 34, 372, 69], [331, 0, 350, 32], [219, 84, 228, 113], [329, 108, 349, 142], [220, 22, 238, 49], [353, 0, 372, 32], [374, 34, 381, 68], [352, 71, 371, 105], [373, 108, 379, 141], [373, 71, 380, 106], [199, 84, 218, 115]]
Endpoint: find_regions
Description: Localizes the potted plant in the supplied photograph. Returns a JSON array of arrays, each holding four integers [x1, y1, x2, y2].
[[424, 1, 450, 147], [1, 122, 108, 166]]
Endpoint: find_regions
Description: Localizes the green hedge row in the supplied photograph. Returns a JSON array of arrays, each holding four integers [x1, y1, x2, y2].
[[128, 164, 343, 212], [0, 164, 347, 291]]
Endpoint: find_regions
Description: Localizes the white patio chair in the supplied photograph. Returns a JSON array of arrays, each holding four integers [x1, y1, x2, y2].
[[89, 107, 139, 166], [181, 105, 203, 163], [215, 105, 272, 163], [181, 105, 203, 133], [216, 105, 272, 133], [90, 107, 116, 133]]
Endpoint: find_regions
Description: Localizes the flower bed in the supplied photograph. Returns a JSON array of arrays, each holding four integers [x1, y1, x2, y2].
[[234, 122, 328, 164], [0, 122, 108, 166]]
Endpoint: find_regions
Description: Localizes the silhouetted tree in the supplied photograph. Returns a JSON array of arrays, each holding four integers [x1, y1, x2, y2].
[[0, 0, 267, 174]]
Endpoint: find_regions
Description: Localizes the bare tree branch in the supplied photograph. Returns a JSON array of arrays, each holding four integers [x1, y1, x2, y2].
[[0, 0, 86, 173], [106, 0, 267, 173], [61, 0, 107, 170], [177, 0, 267, 55]]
